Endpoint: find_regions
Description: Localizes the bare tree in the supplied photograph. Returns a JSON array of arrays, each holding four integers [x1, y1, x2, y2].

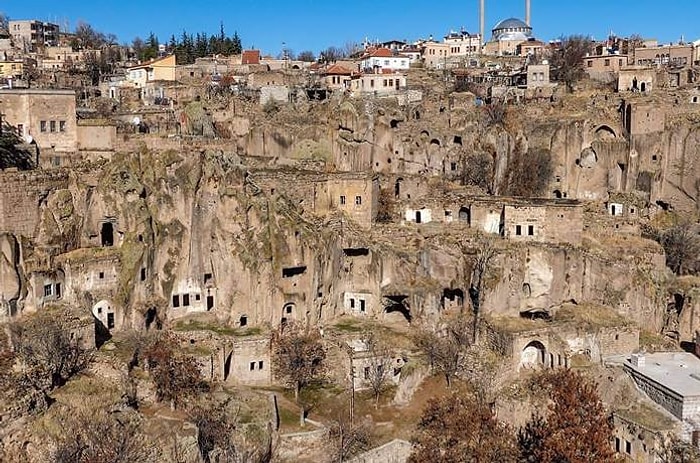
[[0, 12, 8, 32], [410, 385, 518, 463], [549, 35, 592, 92], [6, 311, 92, 414], [483, 98, 508, 126], [414, 313, 472, 387], [320, 46, 345, 63], [362, 331, 394, 408], [460, 151, 494, 193], [142, 332, 206, 410], [43, 405, 156, 463], [500, 147, 554, 197], [660, 221, 700, 275], [272, 323, 326, 425], [297, 50, 316, 62], [466, 234, 498, 343], [190, 399, 272, 463], [655, 435, 700, 463], [328, 406, 373, 463]]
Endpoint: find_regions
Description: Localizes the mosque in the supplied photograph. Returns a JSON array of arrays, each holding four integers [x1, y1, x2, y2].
[[480, 0, 544, 56]]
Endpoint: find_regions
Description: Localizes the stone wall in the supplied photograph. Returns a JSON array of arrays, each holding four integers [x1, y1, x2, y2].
[[77, 122, 116, 152], [347, 439, 412, 463], [626, 366, 684, 420], [0, 169, 68, 237]]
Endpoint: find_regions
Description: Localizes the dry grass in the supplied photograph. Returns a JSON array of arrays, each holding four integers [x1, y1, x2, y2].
[[553, 303, 631, 329]]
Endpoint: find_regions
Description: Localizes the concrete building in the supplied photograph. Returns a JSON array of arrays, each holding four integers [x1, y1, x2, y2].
[[359, 48, 410, 72], [0, 59, 23, 78], [624, 352, 700, 438], [444, 30, 481, 57], [126, 54, 177, 88], [8, 20, 59, 52]]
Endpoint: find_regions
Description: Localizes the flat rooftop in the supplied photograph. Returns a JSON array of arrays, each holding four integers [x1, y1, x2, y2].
[[624, 352, 700, 398]]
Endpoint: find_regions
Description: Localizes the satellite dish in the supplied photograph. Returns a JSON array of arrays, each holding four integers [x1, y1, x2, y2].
[[132, 116, 141, 125]]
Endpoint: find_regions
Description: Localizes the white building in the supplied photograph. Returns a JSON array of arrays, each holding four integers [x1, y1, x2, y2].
[[360, 48, 410, 72]]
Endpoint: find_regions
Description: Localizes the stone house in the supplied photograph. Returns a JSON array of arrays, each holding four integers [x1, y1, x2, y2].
[[349, 73, 407, 97], [584, 54, 629, 82], [322, 63, 353, 90], [618, 67, 655, 93], [422, 42, 450, 69], [632, 44, 693, 67], [0, 88, 77, 152]]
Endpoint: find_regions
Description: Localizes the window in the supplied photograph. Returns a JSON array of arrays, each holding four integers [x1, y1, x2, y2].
[[625, 441, 631, 454], [195, 294, 201, 301], [99, 271, 105, 279], [97, 306, 102, 314], [528, 225, 534, 236], [50, 120, 56, 132], [587, 60, 592, 68], [619, 59, 623, 66], [364, 366, 370, 379], [515, 225, 522, 236], [140, 268, 146, 281], [258, 361, 264, 369], [286, 305, 292, 314], [340, 195, 346, 205], [17, 124, 23, 135], [55, 283, 61, 298], [355, 195, 362, 205], [40, 120, 47, 132], [44, 284, 53, 297], [604, 59, 610, 67], [360, 299, 366, 312], [240, 315, 248, 327], [450, 162, 457, 171], [107, 313, 115, 329], [183, 294, 190, 306], [250, 362, 255, 371], [350, 298, 355, 309], [370, 79, 374, 88], [172, 295, 180, 308], [59, 120, 66, 132]]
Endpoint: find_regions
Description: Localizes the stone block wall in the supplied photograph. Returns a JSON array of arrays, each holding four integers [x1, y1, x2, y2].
[[0, 169, 68, 236]]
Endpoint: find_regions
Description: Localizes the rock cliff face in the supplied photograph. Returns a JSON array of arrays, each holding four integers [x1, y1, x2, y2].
[[3, 91, 700, 339]]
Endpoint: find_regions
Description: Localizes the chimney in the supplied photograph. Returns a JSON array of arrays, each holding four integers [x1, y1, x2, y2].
[[479, 0, 485, 47], [631, 353, 646, 368], [526, 0, 531, 26]]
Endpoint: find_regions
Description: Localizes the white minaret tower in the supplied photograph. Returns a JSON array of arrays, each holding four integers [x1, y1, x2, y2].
[[479, 0, 485, 45], [526, 0, 531, 26]]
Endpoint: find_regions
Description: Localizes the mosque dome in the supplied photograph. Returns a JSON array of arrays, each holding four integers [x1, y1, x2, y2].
[[492, 17, 532, 41]]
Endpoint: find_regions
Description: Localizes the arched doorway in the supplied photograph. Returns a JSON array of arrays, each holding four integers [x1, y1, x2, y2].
[[458, 207, 470, 224], [521, 340, 546, 369]]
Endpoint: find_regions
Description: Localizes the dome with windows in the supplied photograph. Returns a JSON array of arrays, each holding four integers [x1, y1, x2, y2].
[[492, 17, 532, 41]]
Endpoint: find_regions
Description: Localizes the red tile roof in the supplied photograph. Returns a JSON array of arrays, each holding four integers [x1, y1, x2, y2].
[[368, 47, 394, 58], [323, 63, 354, 75]]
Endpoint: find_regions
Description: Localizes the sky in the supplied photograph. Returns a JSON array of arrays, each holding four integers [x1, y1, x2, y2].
[[4, 0, 698, 55]]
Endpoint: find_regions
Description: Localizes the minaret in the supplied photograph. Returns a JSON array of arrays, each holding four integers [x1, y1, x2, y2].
[[526, 0, 531, 26], [479, 0, 485, 45]]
